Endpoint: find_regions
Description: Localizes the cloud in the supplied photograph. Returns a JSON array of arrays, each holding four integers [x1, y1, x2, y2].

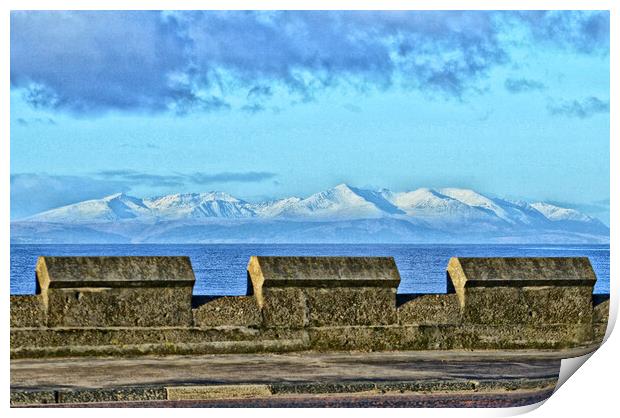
[[510, 11, 609, 54], [10, 11, 609, 115], [95, 169, 277, 186], [504, 78, 545, 93], [241, 103, 266, 114], [15, 117, 56, 126], [247, 85, 273, 100], [10, 173, 130, 219], [188, 172, 277, 184], [547, 96, 609, 118]]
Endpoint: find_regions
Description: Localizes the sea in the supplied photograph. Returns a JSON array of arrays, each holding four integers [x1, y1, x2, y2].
[[10, 244, 610, 295]]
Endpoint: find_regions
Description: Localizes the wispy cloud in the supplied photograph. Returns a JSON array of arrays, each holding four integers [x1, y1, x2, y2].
[[10, 11, 609, 115], [504, 78, 545, 93], [189, 171, 277, 184], [547, 96, 609, 118], [95, 169, 277, 186], [15, 117, 57, 126], [510, 10, 609, 55]]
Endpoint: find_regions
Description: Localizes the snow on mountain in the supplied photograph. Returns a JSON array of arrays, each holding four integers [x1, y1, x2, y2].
[[438, 188, 552, 226], [387, 188, 490, 222], [250, 197, 303, 218], [21, 184, 607, 245], [145, 192, 255, 219], [531, 202, 596, 222], [24, 192, 153, 223], [276, 184, 399, 219], [437, 188, 514, 222]]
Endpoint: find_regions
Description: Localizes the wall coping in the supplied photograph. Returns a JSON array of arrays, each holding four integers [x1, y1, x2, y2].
[[247, 256, 401, 308], [447, 257, 597, 308], [248, 256, 401, 288], [36, 256, 196, 290], [448, 257, 596, 287]]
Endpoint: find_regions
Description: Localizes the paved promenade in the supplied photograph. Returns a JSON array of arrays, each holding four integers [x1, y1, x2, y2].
[[11, 347, 598, 407]]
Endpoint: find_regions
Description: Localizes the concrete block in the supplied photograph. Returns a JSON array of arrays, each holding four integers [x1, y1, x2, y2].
[[10, 295, 45, 328], [261, 288, 306, 328], [46, 287, 193, 327], [448, 257, 597, 327], [10, 327, 308, 357], [455, 324, 594, 349], [592, 294, 610, 345], [593, 294, 610, 324], [247, 256, 400, 307], [307, 326, 410, 351], [10, 390, 56, 405], [192, 296, 261, 327], [397, 294, 460, 325], [304, 287, 397, 326], [448, 257, 597, 289], [57, 387, 166, 403], [460, 286, 594, 325], [36, 256, 195, 327], [166, 384, 272, 400]]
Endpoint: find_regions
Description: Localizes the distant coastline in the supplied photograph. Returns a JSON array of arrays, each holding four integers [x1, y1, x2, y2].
[[10, 184, 609, 244]]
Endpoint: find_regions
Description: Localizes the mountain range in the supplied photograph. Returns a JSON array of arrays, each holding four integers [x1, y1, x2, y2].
[[11, 184, 609, 244]]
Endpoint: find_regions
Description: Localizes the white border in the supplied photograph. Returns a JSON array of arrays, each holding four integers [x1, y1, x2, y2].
[[2, 2, 616, 417]]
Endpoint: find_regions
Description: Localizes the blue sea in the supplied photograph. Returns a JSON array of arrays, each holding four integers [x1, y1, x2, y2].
[[10, 244, 610, 295]]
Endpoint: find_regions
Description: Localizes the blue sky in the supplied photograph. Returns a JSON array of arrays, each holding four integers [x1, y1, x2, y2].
[[10, 10, 610, 223]]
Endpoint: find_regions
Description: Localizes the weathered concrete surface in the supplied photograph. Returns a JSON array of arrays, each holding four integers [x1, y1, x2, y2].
[[46, 287, 193, 327], [307, 324, 595, 351], [10, 256, 607, 358], [447, 257, 598, 337], [11, 390, 56, 405], [192, 296, 261, 327], [248, 256, 400, 307], [10, 295, 45, 328], [448, 257, 597, 287], [262, 288, 307, 328], [305, 288, 397, 326], [36, 256, 196, 288], [11, 350, 563, 391], [11, 327, 308, 358], [592, 294, 610, 343], [397, 294, 460, 326], [36, 256, 195, 327], [461, 286, 593, 325], [167, 384, 272, 400], [593, 294, 610, 323], [16, 387, 557, 408], [56, 387, 167, 404], [15, 349, 604, 406]]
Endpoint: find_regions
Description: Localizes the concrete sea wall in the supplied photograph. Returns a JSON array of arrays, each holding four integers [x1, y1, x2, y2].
[[10, 255, 609, 358]]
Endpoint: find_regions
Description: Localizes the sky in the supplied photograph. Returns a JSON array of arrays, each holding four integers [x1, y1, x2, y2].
[[9, 10, 610, 223]]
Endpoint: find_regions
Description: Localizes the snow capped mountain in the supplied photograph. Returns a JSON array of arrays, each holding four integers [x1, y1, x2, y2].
[[25, 192, 152, 222], [438, 188, 515, 223], [530, 202, 596, 223], [387, 188, 488, 221], [146, 192, 255, 219], [15, 184, 608, 244], [250, 197, 302, 218], [276, 184, 402, 219]]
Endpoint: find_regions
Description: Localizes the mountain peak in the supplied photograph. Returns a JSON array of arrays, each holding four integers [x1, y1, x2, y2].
[[531, 202, 595, 222], [20, 183, 606, 242], [333, 183, 355, 192], [103, 192, 128, 201]]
